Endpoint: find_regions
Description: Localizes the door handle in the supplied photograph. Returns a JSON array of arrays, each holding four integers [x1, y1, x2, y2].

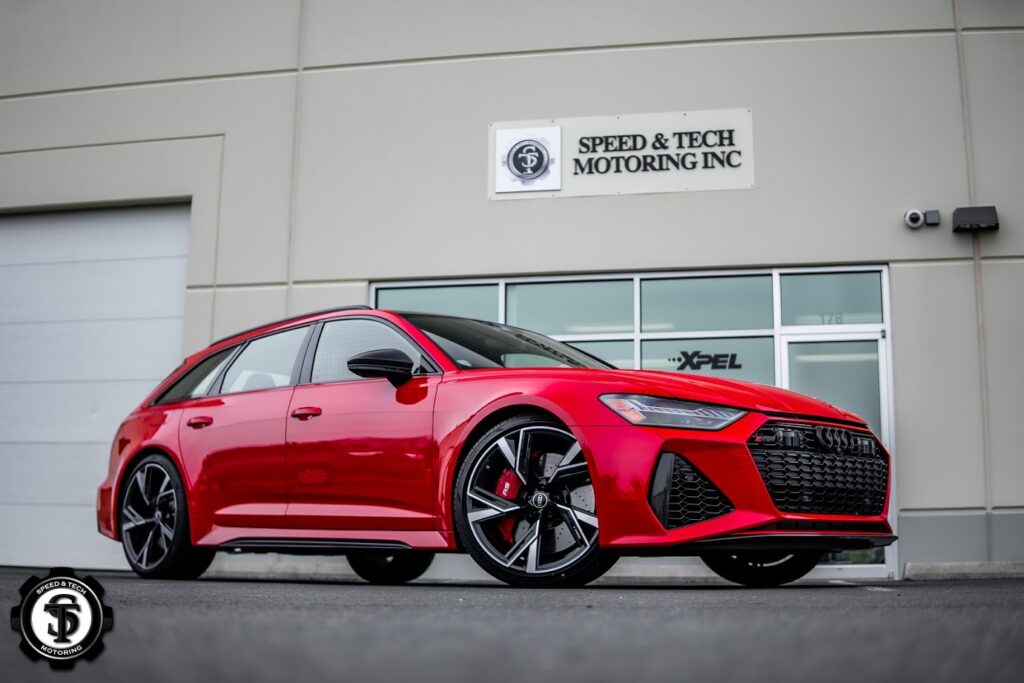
[[186, 416, 214, 429], [290, 406, 322, 420]]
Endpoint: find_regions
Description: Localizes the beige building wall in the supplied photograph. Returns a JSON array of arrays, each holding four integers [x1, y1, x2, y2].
[[1, 0, 1021, 570]]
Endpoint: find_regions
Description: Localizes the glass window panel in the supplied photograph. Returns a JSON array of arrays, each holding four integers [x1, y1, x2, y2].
[[781, 272, 882, 326], [641, 276, 772, 332], [155, 347, 234, 405], [568, 341, 634, 369], [221, 327, 308, 394], [787, 340, 881, 432], [642, 337, 774, 385], [506, 280, 632, 336], [377, 285, 499, 321], [312, 319, 423, 383]]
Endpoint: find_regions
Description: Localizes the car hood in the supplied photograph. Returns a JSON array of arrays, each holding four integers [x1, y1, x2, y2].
[[597, 369, 865, 424]]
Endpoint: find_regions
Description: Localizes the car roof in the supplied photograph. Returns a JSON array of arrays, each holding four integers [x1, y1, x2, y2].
[[209, 305, 376, 347]]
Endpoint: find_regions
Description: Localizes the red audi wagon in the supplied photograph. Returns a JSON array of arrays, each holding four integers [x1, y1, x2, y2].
[[98, 306, 894, 587]]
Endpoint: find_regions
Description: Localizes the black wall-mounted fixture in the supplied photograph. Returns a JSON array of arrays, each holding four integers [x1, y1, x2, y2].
[[924, 210, 940, 227], [953, 206, 999, 233]]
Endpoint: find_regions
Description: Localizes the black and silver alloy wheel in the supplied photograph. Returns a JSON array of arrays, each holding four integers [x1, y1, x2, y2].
[[700, 550, 822, 587], [119, 453, 215, 579], [454, 415, 617, 587], [122, 462, 177, 570]]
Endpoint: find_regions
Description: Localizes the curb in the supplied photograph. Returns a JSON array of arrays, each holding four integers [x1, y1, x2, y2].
[[904, 561, 1024, 581]]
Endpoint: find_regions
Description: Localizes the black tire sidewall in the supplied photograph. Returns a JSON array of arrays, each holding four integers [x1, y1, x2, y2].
[[700, 551, 822, 587], [347, 551, 435, 585], [453, 415, 616, 588]]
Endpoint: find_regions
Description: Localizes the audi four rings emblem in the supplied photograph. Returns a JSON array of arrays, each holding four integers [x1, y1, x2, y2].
[[815, 426, 851, 451], [506, 139, 551, 180]]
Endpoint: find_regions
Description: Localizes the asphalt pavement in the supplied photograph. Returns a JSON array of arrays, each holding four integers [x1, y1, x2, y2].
[[3, 567, 1022, 683]]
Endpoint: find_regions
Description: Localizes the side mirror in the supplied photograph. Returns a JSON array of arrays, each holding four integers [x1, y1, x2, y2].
[[347, 348, 415, 387]]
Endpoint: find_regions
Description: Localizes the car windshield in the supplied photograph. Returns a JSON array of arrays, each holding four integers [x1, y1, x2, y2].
[[403, 314, 612, 370]]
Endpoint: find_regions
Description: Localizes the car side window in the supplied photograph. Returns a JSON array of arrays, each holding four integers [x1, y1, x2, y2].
[[220, 326, 309, 395], [311, 319, 423, 384], [154, 347, 235, 405]]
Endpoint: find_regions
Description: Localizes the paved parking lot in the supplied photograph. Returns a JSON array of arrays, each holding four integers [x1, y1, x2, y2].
[[3, 568, 1022, 683]]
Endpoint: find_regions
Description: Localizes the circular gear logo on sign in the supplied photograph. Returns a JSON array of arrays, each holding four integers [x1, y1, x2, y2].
[[506, 139, 550, 180], [493, 125, 562, 193], [10, 567, 113, 669]]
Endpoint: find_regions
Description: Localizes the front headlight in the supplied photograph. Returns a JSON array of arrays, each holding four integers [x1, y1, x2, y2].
[[599, 394, 746, 431]]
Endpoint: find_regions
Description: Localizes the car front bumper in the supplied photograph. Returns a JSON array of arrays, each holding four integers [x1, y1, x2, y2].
[[576, 412, 895, 552]]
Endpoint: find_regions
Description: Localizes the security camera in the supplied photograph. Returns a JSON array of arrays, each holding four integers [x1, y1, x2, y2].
[[904, 210, 925, 229]]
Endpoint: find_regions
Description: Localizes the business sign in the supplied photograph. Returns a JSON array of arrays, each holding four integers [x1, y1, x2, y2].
[[490, 109, 754, 199]]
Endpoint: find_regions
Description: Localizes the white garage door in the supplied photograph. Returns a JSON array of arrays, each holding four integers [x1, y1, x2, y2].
[[0, 205, 190, 568]]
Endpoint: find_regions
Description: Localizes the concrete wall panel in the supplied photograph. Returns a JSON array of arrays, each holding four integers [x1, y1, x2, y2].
[[305, 0, 953, 67], [0, 0, 299, 97], [981, 261, 1024, 507], [963, 32, 1024, 258], [890, 262, 986, 510]]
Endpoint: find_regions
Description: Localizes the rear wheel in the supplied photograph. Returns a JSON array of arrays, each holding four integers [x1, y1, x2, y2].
[[454, 415, 617, 587], [119, 453, 215, 579], [347, 551, 435, 585], [700, 550, 822, 587]]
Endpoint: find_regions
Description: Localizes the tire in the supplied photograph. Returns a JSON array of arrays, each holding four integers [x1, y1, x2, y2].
[[700, 550, 822, 587], [347, 551, 435, 585], [453, 414, 618, 588], [119, 453, 215, 580]]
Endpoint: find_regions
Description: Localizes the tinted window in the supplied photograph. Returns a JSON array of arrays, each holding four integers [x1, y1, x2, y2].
[[506, 280, 632, 335], [312, 319, 424, 383], [781, 272, 882, 325], [220, 327, 308, 394], [404, 314, 611, 370], [154, 347, 235, 405], [641, 336, 775, 385], [641, 276, 772, 332]]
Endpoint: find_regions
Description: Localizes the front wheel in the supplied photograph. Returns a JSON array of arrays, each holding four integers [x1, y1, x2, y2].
[[454, 415, 618, 588], [700, 550, 822, 587], [119, 453, 215, 579], [347, 551, 435, 585]]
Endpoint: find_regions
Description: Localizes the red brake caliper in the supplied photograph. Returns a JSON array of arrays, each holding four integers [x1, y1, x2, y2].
[[494, 468, 522, 544]]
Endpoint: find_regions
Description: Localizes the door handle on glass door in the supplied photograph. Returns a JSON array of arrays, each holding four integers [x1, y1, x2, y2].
[[186, 416, 214, 429], [291, 406, 323, 420]]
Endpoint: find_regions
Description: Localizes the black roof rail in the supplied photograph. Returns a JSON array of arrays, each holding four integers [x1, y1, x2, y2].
[[211, 305, 374, 346]]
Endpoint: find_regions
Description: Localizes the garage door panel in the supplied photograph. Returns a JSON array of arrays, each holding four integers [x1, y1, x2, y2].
[[0, 503, 127, 568], [0, 206, 189, 568], [0, 318, 182, 382], [0, 205, 189, 266], [0, 380, 158, 443], [0, 256, 187, 322], [0, 444, 108, 506]]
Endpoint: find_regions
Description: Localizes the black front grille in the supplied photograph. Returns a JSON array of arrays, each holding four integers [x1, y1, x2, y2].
[[649, 453, 733, 529], [748, 422, 888, 516]]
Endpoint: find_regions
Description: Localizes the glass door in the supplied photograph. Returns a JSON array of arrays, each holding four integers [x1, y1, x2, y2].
[[781, 332, 895, 575]]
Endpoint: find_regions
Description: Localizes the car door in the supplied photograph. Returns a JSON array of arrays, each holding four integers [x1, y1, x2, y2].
[[285, 317, 439, 531], [178, 325, 311, 534]]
